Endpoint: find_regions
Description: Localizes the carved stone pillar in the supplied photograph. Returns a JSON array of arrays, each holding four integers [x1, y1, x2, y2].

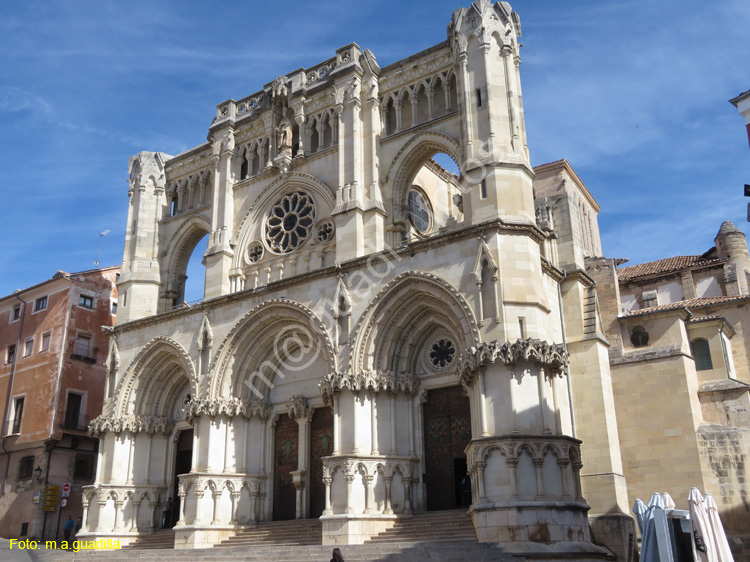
[[193, 489, 205, 524], [475, 462, 487, 503], [344, 474, 355, 515], [507, 458, 519, 499], [383, 476, 393, 514], [230, 491, 240, 525], [176, 491, 187, 527], [364, 475, 374, 514], [211, 490, 222, 525], [112, 500, 123, 532], [402, 477, 412, 514], [558, 459, 572, 500], [533, 458, 545, 499], [322, 477, 333, 515], [249, 492, 258, 523], [148, 501, 158, 531], [96, 500, 107, 533], [129, 501, 140, 532], [81, 500, 89, 533]]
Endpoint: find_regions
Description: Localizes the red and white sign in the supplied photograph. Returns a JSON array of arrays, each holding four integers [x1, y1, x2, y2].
[[60, 498, 68, 508], [62, 483, 71, 498]]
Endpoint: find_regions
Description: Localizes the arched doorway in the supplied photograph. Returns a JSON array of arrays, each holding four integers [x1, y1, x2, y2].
[[169, 428, 193, 528], [423, 386, 471, 511]]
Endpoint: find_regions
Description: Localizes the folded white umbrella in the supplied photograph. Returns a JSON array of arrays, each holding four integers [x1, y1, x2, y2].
[[704, 494, 734, 562], [633, 498, 647, 535], [662, 492, 676, 510], [641, 493, 674, 562], [689, 487, 718, 562]]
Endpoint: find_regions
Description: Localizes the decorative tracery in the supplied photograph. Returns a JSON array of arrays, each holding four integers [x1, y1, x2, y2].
[[265, 191, 315, 254]]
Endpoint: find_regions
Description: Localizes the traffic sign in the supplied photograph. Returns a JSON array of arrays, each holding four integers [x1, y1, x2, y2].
[[62, 482, 71, 498], [61, 498, 68, 508]]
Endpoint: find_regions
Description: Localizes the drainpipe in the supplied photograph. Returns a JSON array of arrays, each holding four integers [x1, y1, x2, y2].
[[557, 270, 576, 439], [2, 294, 27, 497]]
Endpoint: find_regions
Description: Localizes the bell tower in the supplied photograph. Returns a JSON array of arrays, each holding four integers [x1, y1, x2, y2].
[[450, 0, 533, 225]]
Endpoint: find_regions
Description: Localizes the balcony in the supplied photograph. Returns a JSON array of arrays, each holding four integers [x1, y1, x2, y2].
[[61, 411, 90, 432], [70, 341, 97, 363]]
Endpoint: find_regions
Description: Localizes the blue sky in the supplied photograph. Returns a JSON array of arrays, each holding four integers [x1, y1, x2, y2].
[[1, 0, 748, 300]]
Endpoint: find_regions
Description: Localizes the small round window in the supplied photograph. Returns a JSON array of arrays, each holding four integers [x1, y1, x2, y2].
[[408, 188, 432, 235]]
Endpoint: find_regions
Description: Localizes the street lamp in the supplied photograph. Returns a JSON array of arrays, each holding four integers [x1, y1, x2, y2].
[[94, 229, 110, 268]]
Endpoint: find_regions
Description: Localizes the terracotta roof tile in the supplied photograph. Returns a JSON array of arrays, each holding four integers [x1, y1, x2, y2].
[[617, 255, 725, 281], [621, 295, 750, 317]]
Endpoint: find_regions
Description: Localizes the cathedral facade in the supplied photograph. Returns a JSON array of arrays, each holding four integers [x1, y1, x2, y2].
[[80, 2, 639, 558]]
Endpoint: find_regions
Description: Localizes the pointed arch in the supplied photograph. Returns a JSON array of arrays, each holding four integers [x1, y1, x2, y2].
[[161, 214, 211, 306], [350, 271, 480, 375], [210, 299, 336, 400], [115, 336, 197, 418]]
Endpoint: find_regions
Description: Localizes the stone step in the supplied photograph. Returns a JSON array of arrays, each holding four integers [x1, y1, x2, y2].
[[35, 541, 514, 562], [217, 518, 323, 547], [122, 529, 175, 550], [366, 509, 477, 544]]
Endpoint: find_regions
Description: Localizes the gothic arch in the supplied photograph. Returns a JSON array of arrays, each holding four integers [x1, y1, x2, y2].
[[210, 299, 336, 400], [383, 131, 461, 225], [232, 172, 336, 270], [161, 214, 211, 303], [115, 336, 197, 418], [350, 271, 480, 374]]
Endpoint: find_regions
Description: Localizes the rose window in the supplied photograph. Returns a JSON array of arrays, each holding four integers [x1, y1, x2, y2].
[[247, 242, 264, 263], [429, 338, 455, 368], [265, 191, 315, 253], [315, 218, 335, 243]]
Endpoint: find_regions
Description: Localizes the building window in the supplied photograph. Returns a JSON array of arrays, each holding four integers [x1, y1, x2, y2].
[[407, 187, 432, 235], [73, 454, 95, 480], [10, 305, 21, 322], [691, 338, 713, 371], [111, 301, 117, 315], [72, 335, 93, 361], [34, 296, 47, 312], [63, 392, 84, 430], [11, 397, 24, 434], [18, 455, 34, 480], [23, 339, 33, 357], [480, 179, 487, 199], [5, 344, 15, 365], [40, 332, 51, 353], [630, 326, 649, 347], [265, 190, 316, 254], [79, 295, 94, 309]]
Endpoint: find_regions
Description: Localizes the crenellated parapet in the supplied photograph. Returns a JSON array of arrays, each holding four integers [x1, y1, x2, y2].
[[319, 370, 418, 405], [458, 338, 568, 386], [182, 396, 271, 423], [89, 415, 173, 437]]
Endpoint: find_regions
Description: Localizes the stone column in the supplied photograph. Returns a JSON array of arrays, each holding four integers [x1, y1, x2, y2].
[[81, 500, 89, 533], [389, 394, 396, 455], [129, 501, 140, 532], [478, 368, 489, 437], [383, 476, 393, 514], [333, 394, 341, 455], [533, 458, 545, 499], [175, 491, 187, 527], [193, 489, 205, 524], [364, 475, 374, 514], [142, 433, 152, 485], [507, 458, 519, 499], [125, 433, 135, 485], [344, 474, 355, 515], [322, 477, 333, 515], [559, 459, 572, 500], [96, 499, 107, 533], [249, 492, 258, 523], [402, 478, 412, 514], [230, 491, 240, 525], [370, 393, 379, 455], [148, 501, 158, 531], [223, 417, 233, 473], [211, 490, 222, 525], [112, 500, 122, 532], [475, 462, 487, 503], [407, 394, 415, 457]]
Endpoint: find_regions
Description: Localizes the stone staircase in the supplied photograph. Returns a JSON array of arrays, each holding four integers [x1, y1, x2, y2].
[[366, 508, 477, 543], [216, 517, 322, 547], [121, 529, 175, 550]]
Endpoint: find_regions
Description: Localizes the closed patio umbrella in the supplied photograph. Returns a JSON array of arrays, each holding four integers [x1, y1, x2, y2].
[[662, 492, 676, 510], [688, 487, 718, 562], [633, 498, 647, 535], [641, 493, 674, 562], [704, 494, 734, 562]]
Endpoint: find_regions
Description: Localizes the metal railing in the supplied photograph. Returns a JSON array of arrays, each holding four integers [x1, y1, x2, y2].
[[61, 412, 90, 431]]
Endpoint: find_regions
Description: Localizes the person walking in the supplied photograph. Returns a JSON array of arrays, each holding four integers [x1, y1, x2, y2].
[[63, 515, 75, 543], [330, 547, 345, 562]]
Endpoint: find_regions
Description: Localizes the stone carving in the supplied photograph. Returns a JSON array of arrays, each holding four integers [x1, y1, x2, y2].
[[89, 415, 172, 437], [265, 190, 315, 253], [458, 338, 569, 385], [319, 370, 418, 405], [182, 396, 271, 423], [275, 107, 294, 158], [287, 395, 313, 422]]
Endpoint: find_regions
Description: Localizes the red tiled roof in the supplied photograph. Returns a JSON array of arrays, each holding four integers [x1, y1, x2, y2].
[[617, 255, 725, 281], [621, 295, 750, 317]]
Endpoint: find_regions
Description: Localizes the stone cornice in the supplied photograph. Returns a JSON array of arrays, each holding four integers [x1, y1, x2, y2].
[[459, 338, 569, 385]]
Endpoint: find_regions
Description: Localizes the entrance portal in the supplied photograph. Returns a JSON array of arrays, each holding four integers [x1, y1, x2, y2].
[[171, 429, 193, 528], [423, 386, 471, 511]]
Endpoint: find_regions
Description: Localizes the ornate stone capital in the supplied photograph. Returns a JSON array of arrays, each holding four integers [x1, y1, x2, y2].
[[287, 395, 313, 423], [89, 414, 173, 437], [320, 370, 418, 404], [183, 396, 271, 423], [458, 338, 569, 385]]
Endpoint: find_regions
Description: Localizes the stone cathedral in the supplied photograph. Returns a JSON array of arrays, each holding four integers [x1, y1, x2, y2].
[[79, 1, 652, 559]]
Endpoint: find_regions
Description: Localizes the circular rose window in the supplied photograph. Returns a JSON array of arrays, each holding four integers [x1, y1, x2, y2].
[[265, 191, 315, 253], [429, 338, 455, 368], [408, 187, 432, 234]]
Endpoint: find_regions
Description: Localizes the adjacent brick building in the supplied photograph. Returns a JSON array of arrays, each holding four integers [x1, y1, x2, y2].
[[0, 267, 118, 540]]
